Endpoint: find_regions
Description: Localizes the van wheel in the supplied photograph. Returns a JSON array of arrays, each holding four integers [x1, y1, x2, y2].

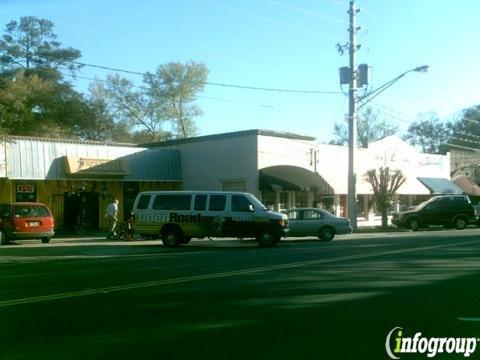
[[161, 228, 182, 247], [453, 216, 467, 230], [318, 226, 335, 241], [179, 237, 192, 244], [41, 237, 50, 244], [0, 231, 10, 245], [257, 230, 280, 247]]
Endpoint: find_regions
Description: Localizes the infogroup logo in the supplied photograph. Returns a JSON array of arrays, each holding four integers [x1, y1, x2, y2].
[[385, 327, 478, 359]]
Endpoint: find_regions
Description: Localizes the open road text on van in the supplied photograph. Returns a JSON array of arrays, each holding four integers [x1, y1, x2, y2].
[[132, 191, 289, 247]]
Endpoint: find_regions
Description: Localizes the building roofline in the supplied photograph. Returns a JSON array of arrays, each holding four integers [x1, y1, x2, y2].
[[5, 135, 139, 148], [141, 129, 316, 147]]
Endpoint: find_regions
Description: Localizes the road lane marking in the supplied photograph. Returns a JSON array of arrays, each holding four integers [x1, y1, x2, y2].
[[2, 238, 480, 308], [458, 317, 480, 322]]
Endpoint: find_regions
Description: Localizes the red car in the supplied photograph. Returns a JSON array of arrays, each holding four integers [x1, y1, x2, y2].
[[0, 202, 55, 245]]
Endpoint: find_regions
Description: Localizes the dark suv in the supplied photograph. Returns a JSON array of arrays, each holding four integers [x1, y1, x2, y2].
[[391, 195, 477, 230]]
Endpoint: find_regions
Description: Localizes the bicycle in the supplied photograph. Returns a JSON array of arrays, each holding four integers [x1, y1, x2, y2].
[[112, 213, 140, 241], [112, 221, 135, 241]]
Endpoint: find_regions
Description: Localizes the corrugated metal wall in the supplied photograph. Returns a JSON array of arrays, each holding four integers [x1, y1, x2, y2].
[[5, 138, 182, 181]]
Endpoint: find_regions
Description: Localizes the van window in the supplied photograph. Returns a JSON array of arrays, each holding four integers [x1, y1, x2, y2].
[[209, 195, 226, 211], [231, 195, 253, 212], [153, 194, 192, 210], [136, 194, 151, 210], [194, 195, 207, 211]]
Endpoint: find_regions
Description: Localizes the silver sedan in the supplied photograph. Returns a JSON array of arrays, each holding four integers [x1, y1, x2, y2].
[[283, 208, 352, 241]]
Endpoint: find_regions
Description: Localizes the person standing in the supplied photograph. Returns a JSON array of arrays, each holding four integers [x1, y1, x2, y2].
[[105, 198, 119, 239]]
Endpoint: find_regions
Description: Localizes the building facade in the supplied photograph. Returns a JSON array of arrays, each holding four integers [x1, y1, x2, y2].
[[0, 130, 460, 233], [0, 136, 181, 232], [147, 130, 458, 218]]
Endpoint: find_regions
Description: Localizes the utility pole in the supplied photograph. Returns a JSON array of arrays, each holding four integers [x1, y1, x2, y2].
[[347, 0, 359, 230]]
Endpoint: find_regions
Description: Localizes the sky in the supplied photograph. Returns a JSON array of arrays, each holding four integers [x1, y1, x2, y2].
[[0, 0, 479, 144]]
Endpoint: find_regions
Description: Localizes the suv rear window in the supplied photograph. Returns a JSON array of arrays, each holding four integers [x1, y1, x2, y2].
[[14, 205, 49, 217]]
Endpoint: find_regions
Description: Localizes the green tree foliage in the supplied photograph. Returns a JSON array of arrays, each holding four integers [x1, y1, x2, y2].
[[94, 61, 208, 142], [0, 17, 123, 141], [330, 107, 398, 148], [0, 16, 81, 73], [365, 167, 406, 229], [447, 105, 480, 150], [0, 69, 99, 139], [144, 62, 208, 138], [403, 106, 480, 153], [402, 113, 453, 154]]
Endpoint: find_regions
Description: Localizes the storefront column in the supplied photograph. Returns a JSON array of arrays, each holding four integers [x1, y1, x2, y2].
[[275, 190, 281, 212], [289, 191, 296, 209], [307, 191, 314, 207], [334, 195, 341, 217], [363, 194, 370, 220]]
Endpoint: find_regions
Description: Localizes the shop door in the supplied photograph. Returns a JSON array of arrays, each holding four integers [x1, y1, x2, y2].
[[64, 192, 100, 231], [123, 183, 139, 221]]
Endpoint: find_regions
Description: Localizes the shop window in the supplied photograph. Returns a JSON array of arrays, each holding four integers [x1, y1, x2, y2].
[[221, 179, 246, 192], [261, 191, 276, 210]]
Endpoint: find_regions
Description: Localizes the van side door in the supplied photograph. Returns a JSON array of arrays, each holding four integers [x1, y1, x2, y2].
[[223, 194, 258, 238], [203, 194, 228, 237]]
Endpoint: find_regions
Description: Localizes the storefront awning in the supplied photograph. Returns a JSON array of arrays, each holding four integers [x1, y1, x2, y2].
[[453, 176, 480, 196], [259, 165, 335, 194], [417, 177, 463, 195]]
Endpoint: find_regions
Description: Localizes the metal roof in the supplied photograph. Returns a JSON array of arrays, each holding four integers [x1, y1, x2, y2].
[[4, 138, 182, 181], [142, 129, 316, 148]]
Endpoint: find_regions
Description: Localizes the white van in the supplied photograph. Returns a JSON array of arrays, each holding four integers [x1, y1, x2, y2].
[[132, 191, 289, 247]]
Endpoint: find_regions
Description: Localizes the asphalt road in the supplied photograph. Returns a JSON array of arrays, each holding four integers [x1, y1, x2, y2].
[[1, 230, 480, 360]]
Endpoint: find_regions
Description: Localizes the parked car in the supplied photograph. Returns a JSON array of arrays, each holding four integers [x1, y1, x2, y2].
[[132, 191, 288, 247], [391, 195, 477, 231], [0, 202, 55, 245], [283, 208, 352, 241]]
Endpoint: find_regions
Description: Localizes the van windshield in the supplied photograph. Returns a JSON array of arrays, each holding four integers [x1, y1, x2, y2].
[[246, 193, 267, 211]]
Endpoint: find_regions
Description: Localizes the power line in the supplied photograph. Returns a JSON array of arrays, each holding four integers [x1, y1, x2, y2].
[[59, 72, 277, 109], [266, 0, 348, 25], [0, 0, 111, 31], [73, 61, 343, 94]]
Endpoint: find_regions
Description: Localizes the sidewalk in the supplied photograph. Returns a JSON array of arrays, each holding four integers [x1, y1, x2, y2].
[[356, 215, 405, 233]]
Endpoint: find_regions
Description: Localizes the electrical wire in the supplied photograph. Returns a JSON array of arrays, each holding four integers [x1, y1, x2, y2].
[[72, 61, 343, 94]]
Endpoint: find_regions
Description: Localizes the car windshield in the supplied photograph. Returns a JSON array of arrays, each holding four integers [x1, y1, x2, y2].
[[414, 200, 432, 210], [245, 193, 267, 211]]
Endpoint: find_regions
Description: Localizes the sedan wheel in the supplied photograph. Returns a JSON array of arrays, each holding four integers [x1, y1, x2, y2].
[[318, 226, 335, 241]]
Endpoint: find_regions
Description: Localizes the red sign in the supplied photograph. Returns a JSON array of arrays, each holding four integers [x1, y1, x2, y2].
[[17, 184, 35, 193]]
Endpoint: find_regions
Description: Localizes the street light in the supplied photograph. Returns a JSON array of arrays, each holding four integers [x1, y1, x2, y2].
[[357, 65, 429, 110], [347, 65, 429, 231]]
